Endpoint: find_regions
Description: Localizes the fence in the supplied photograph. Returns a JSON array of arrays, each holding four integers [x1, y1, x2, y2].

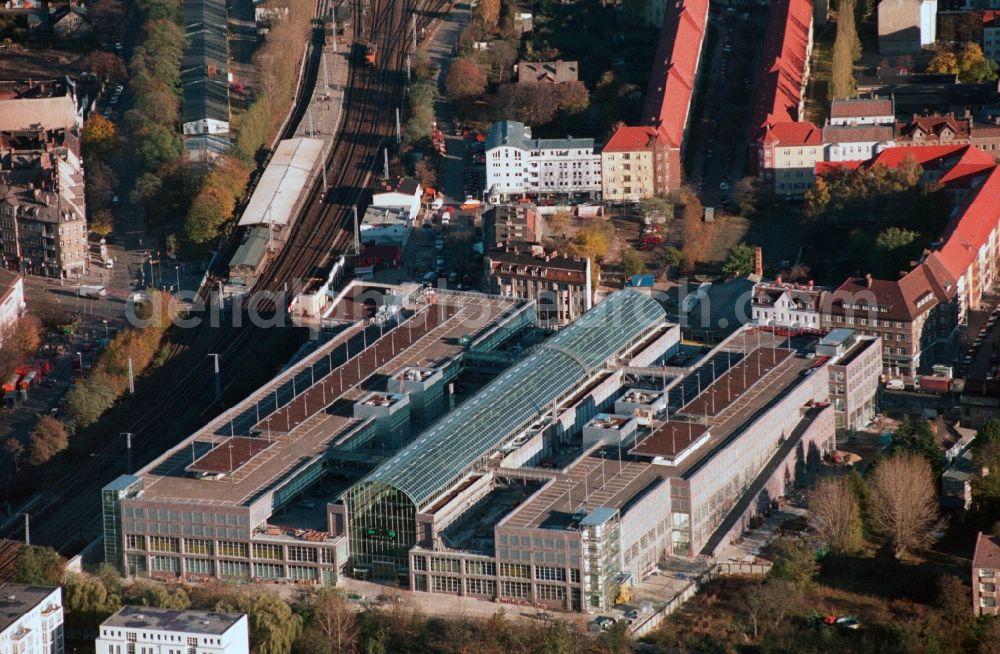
[[629, 560, 772, 637]]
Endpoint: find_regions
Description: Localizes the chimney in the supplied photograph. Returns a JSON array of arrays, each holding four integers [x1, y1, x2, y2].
[[807, 280, 814, 289], [776, 275, 783, 285], [754, 246, 763, 277], [865, 273, 873, 288]]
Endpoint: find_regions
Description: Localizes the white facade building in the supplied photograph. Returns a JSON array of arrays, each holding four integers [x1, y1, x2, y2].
[[751, 280, 826, 329], [0, 269, 26, 341], [485, 120, 602, 198], [0, 584, 64, 654], [828, 98, 895, 126], [96, 607, 248, 654], [822, 124, 895, 161]]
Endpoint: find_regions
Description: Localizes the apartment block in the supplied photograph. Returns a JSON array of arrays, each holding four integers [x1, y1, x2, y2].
[[485, 121, 601, 198], [600, 126, 665, 202], [96, 607, 248, 654], [974, 532, 1000, 615], [0, 584, 64, 654], [484, 248, 592, 326]]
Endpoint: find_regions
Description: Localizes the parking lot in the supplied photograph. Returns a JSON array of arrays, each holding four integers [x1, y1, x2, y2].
[[959, 291, 1000, 380]]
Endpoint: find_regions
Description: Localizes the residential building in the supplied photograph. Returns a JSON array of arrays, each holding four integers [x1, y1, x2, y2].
[[928, 417, 976, 462], [973, 532, 1000, 615], [758, 121, 824, 195], [877, 0, 937, 54], [600, 126, 665, 202], [182, 0, 231, 163], [515, 61, 578, 84], [360, 206, 411, 247], [483, 203, 546, 249], [96, 606, 248, 654], [0, 185, 88, 279], [820, 331, 882, 436], [985, 11, 1000, 61], [895, 113, 972, 145], [942, 448, 976, 517], [0, 79, 82, 132], [485, 248, 592, 325], [822, 124, 895, 161], [370, 177, 422, 219], [639, 0, 709, 193], [751, 278, 825, 330], [0, 269, 26, 339], [829, 97, 895, 126], [0, 584, 64, 654], [484, 121, 601, 198], [857, 70, 997, 118]]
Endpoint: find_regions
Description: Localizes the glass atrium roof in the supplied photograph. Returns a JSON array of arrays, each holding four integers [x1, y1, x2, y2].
[[359, 290, 666, 510]]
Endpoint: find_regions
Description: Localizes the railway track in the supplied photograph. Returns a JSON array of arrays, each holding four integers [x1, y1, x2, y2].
[[0, 0, 449, 551]]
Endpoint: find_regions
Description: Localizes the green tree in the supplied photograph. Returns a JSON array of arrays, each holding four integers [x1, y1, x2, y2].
[[660, 246, 683, 278], [621, 248, 645, 278], [892, 416, 946, 475], [959, 43, 1000, 82], [124, 581, 191, 609], [64, 572, 122, 632], [13, 545, 64, 585], [185, 185, 234, 244], [217, 590, 301, 654], [28, 415, 69, 466], [135, 124, 183, 174], [722, 243, 756, 277], [978, 419, 1000, 445], [876, 226, 919, 251], [66, 371, 119, 428], [734, 177, 762, 216], [767, 537, 818, 588], [81, 115, 121, 160], [829, 0, 859, 99]]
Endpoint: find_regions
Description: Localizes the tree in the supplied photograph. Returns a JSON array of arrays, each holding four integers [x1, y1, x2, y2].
[[875, 226, 919, 251], [738, 579, 800, 639], [927, 50, 960, 75], [722, 243, 756, 277], [13, 545, 64, 585], [5, 437, 24, 472], [829, 0, 859, 99], [135, 124, 183, 174], [300, 589, 358, 654], [621, 248, 645, 278], [869, 452, 941, 558], [803, 176, 831, 218], [659, 246, 683, 279], [734, 177, 762, 216], [892, 416, 946, 475], [414, 159, 437, 189], [959, 43, 999, 82], [81, 51, 127, 83], [82, 114, 121, 161], [445, 58, 487, 100], [90, 209, 115, 238], [978, 419, 1000, 445], [767, 537, 817, 588], [130, 172, 163, 207], [186, 185, 235, 244], [567, 220, 615, 261], [89, 0, 125, 37], [216, 590, 301, 654], [124, 581, 191, 609], [84, 160, 119, 213], [556, 81, 590, 115], [476, 0, 500, 28], [28, 416, 69, 466], [807, 476, 864, 553], [64, 572, 122, 633]]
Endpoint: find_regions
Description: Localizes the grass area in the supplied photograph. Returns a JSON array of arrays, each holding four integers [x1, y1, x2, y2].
[[705, 213, 750, 265], [805, 22, 836, 125]]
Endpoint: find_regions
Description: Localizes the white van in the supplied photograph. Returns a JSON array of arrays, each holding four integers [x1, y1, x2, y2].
[[885, 379, 905, 390]]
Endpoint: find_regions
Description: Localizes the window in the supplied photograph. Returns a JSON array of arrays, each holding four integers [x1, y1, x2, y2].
[[287, 546, 318, 562], [185, 558, 213, 575], [252, 543, 284, 560], [500, 581, 531, 598], [537, 584, 566, 600], [981, 583, 996, 593], [430, 557, 461, 573], [219, 541, 249, 558], [150, 556, 180, 572], [219, 560, 250, 578], [183, 538, 212, 555], [431, 576, 461, 593], [465, 560, 495, 576], [465, 578, 496, 596], [535, 566, 566, 582], [288, 565, 317, 581], [499, 563, 530, 578], [982, 597, 997, 608], [126, 535, 146, 550], [148, 536, 179, 553], [254, 562, 285, 579], [413, 556, 427, 571]]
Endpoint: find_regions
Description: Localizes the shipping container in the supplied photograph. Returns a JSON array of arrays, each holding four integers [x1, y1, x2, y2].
[[917, 375, 951, 393]]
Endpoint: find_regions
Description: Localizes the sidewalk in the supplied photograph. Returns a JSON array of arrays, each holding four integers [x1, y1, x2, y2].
[[424, 1, 472, 204]]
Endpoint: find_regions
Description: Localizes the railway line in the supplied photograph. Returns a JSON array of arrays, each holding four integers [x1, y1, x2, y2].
[[0, 0, 450, 552]]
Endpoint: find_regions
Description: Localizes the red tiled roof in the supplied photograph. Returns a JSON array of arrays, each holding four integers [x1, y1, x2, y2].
[[825, 269, 939, 323], [642, 0, 710, 148], [751, 0, 813, 135], [896, 113, 971, 140], [930, 165, 1000, 280], [974, 532, 1000, 570], [762, 120, 821, 145], [603, 125, 662, 152], [830, 97, 894, 119], [868, 144, 980, 169], [983, 10, 1000, 27]]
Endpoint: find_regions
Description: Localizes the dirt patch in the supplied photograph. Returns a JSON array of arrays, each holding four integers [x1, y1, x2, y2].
[[0, 46, 87, 80]]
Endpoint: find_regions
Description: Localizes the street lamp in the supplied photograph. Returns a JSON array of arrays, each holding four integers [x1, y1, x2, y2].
[[101, 319, 109, 338], [76, 352, 83, 370], [175, 265, 181, 293]]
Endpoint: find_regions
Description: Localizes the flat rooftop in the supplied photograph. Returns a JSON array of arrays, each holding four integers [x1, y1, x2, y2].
[[102, 606, 244, 635], [136, 287, 528, 507], [502, 339, 817, 530], [0, 584, 58, 633]]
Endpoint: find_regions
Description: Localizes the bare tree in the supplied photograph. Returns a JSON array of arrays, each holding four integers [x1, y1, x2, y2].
[[301, 588, 358, 654], [807, 476, 864, 554], [738, 579, 800, 639], [869, 453, 941, 559]]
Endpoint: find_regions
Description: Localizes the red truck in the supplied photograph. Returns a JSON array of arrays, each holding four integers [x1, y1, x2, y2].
[[917, 375, 952, 393]]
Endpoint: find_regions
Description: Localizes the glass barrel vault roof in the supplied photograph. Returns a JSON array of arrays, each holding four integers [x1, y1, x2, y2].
[[358, 290, 665, 510]]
